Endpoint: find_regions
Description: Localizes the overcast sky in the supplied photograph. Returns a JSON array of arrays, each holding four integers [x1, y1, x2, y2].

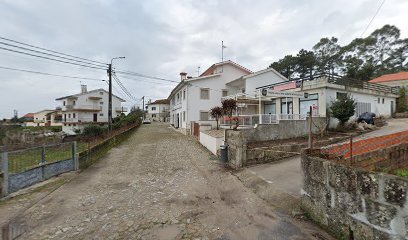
[[0, 0, 407, 118]]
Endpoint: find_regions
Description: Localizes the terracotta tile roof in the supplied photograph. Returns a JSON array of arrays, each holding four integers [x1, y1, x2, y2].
[[23, 113, 34, 118], [150, 99, 170, 105], [199, 60, 252, 77], [369, 72, 408, 83]]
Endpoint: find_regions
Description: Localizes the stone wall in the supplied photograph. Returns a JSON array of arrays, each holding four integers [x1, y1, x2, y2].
[[301, 143, 408, 239], [226, 117, 327, 169]]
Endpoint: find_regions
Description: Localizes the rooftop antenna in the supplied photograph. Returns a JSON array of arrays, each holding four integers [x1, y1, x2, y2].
[[221, 41, 227, 62], [196, 66, 201, 76]]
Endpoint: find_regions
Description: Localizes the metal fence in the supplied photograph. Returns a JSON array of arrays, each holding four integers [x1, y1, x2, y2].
[[1, 142, 78, 196]]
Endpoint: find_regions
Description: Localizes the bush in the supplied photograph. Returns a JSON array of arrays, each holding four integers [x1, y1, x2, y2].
[[397, 87, 407, 113], [82, 124, 106, 137], [329, 94, 356, 126]]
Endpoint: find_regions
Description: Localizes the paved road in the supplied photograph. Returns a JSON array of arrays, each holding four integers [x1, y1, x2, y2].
[[248, 118, 408, 200], [12, 123, 331, 240]]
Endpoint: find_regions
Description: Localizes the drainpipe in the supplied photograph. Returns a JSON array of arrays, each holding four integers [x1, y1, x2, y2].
[[258, 89, 262, 124]]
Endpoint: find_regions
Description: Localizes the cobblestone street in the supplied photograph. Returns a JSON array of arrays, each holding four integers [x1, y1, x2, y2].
[[8, 123, 332, 239]]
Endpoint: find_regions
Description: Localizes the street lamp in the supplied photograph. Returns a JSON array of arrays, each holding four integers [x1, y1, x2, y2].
[[108, 56, 125, 132]]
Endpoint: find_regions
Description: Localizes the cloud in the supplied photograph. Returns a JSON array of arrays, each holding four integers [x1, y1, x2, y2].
[[0, 0, 407, 118]]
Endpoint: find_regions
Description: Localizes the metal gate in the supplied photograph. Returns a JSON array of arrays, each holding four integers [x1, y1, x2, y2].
[[193, 123, 200, 137]]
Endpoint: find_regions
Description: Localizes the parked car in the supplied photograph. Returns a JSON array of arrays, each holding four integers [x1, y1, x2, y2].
[[142, 118, 151, 124], [357, 112, 376, 125]]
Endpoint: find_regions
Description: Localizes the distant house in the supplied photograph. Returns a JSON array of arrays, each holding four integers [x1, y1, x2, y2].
[[146, 99, 170, 122], [369, 72, 408, 88], [21, 113, 34, 122], [55, 85, 126, 134], [168, 60, 252, 134]]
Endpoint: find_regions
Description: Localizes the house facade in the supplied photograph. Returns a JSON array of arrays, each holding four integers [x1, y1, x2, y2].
[[56, 85, 125, 134], [146, 99, 170, 122], [168, 60, 252, 133], [222, 75, 398, 128]]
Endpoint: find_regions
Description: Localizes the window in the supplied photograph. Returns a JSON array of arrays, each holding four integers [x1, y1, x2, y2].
[[100, 102, 103, 105], [73, 124, 76, 127], [336, 92, 347, 99], [68, 114, 71, 118], [100, 113, 104, 116], [378, 97, 381, 103], [183, 111, 186, 122], [68, 124, 71, 126], [200, 111, 209, 121], [73, 113, 76, 118], [382, 98, 385, 104], [63, 101, 66, 106], [152, 114, 156, 118], [177, 93, 180, 101], [152, 107, 156, 111], [183, 90, 186, 100], [222, 90, 228, 97], [73, 100, 76, 105], [200, 88, 209, 99], [99, 91, 104, 95]]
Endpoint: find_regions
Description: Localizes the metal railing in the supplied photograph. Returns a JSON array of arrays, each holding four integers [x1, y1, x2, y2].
[[219, 114, 310, 127], [64, 105, 101, 111]]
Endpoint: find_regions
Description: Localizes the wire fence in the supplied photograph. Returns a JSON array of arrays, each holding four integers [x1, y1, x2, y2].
[[5, 142, 74, 174]]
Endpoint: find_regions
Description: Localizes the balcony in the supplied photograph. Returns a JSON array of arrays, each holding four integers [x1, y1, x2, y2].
[[115, 107, 128, 112], [63, 105, 101, 112]]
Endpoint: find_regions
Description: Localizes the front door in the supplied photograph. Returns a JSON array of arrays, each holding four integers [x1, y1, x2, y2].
[[391, 101, 394, 116], [176, 113, 180, 128], [93, 113, 97, 122]]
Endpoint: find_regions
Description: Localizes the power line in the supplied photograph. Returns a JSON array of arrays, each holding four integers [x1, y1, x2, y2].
[[0, 46, 107, 70], [360, 0, 386, 37], [116, 74, 178, 86], [114, 70, 179, 83], [0, 41, 107, 68], [0, 65, 104, 81], [112, 73, 138, 101], [0, 36, 107, 65]]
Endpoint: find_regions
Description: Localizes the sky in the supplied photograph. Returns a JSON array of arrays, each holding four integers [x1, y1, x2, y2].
[[0, 0, 407, 119]]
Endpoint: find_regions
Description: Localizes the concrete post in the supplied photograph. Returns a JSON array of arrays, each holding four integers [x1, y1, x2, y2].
[[1, 152, 9, 197], [41, 145, 46, 179], [258, 89, 262, 124], [72, 141, 79, 170]]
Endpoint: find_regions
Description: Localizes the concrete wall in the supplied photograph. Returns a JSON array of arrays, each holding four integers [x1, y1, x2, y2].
[[301, 143, 408, 239], [199, 131, 224, 155], [226, 117, 326, 169], [8, 158, 75, 193]]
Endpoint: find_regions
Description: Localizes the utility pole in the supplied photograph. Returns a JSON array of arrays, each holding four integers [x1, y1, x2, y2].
[[142, 96, 145, 119], [108, 63, 112, 132], [108, 57, 125, 132]]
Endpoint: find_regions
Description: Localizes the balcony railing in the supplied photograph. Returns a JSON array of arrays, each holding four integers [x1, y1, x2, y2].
[[219, 114, 310, 127], [115, 107, 128, 112], [64, 105, 101, 111]]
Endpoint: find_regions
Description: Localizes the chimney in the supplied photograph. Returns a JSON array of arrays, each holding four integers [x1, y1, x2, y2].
[[81, 84, 87, 93], [180, 72, 187, 81]]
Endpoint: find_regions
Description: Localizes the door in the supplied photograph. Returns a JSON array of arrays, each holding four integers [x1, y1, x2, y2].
[[93, 113, 97, 122], [391, 101, 394, 116], [176, 113, 180, 128]]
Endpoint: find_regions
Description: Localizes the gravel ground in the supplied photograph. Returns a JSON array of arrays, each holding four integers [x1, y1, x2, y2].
[[5, 123, 332, 239]]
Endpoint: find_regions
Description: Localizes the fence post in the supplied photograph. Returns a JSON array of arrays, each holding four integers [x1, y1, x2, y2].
[[350, 136, 353, 166], [308, 106, 313, 151], [41, 145, 46, 179], [72, 141, 78, 171], [1, 152, 9, 197]]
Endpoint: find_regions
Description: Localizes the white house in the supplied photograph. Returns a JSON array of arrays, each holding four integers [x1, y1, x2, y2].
[[168, 60, 252, 134], [369, 71, 408, 88], [146, 99, 170, 122], [222, 75, 399, 127], [56, 85, 126, 134]]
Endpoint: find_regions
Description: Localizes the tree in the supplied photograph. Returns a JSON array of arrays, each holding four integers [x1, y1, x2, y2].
[[313, 37, 341, 76], [210, 106, 223, 130], [397, 87, 407, 113], [296, 49, 316, 79], [329, 95, 357, 127], [222, 99, 237, 129], [269, 55, 297, 79]]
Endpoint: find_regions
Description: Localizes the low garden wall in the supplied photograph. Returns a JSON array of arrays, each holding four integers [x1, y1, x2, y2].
[[199, 130, 224, 155], [301, 141, 408, 239], [226, 117, 326, 169]]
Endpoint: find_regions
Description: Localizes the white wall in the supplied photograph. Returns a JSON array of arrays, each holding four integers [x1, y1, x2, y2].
[[199, 131, 223, 155], [245, 69, 286, 93]]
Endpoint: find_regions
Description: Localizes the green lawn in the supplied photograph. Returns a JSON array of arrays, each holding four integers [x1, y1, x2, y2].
[[6, 142, 87, 174]]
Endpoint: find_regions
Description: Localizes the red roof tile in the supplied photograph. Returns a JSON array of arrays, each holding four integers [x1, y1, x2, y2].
[[369, 72, 408, 83]]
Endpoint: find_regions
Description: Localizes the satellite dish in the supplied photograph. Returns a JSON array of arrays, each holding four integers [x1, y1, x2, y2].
[[261, 88, 267, 96]]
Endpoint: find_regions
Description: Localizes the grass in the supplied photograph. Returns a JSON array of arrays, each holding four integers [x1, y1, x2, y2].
[[394, 169, 408, 178], [6, 142, 87, 174]]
